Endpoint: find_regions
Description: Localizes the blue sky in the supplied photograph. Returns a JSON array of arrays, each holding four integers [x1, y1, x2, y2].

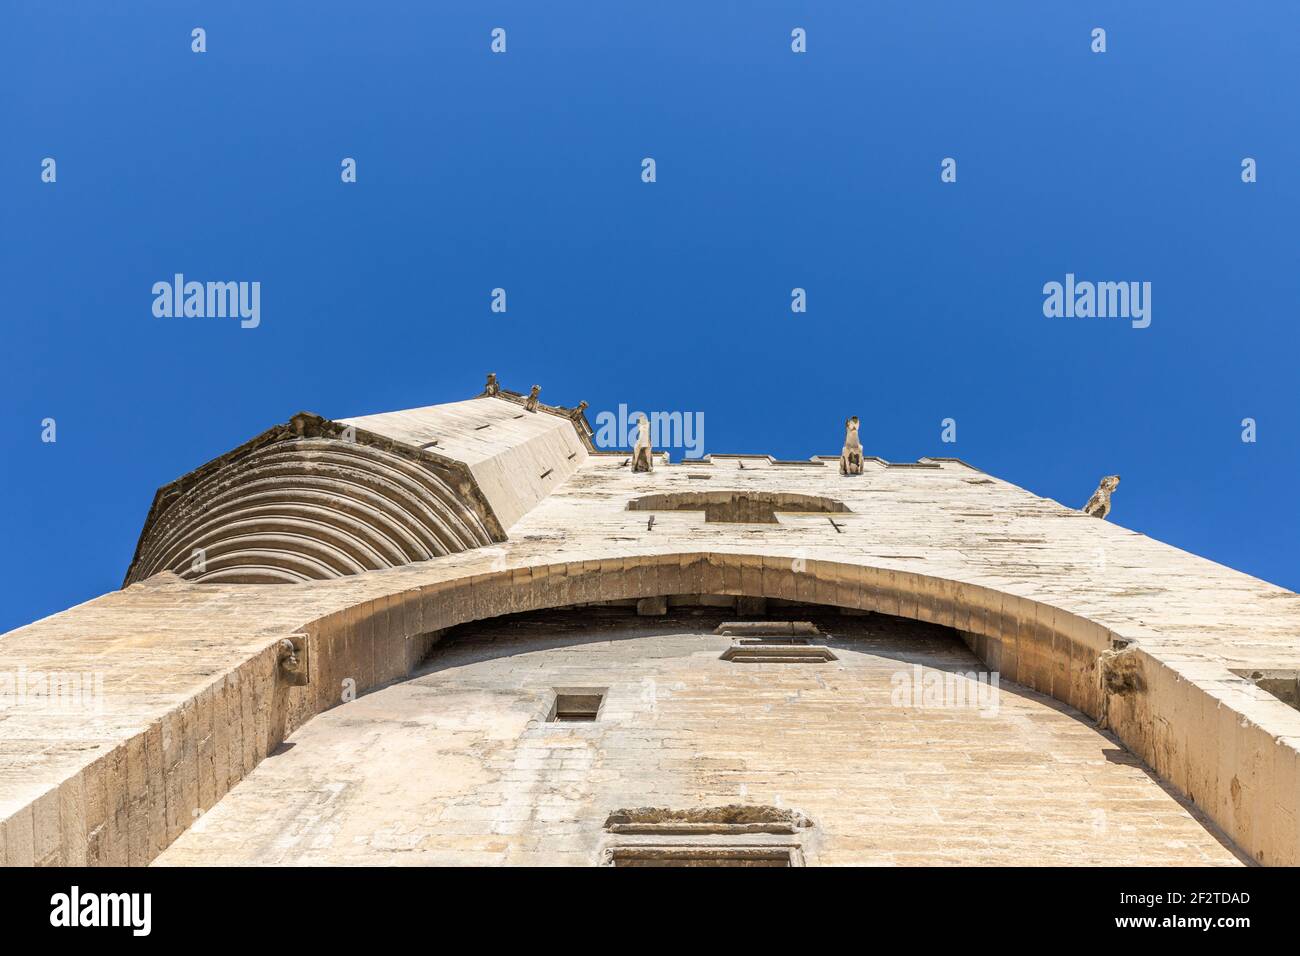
[[2, 2, 1298, 633]]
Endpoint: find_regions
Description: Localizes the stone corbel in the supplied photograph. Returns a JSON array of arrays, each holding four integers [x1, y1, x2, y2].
[[276, 634, 309, 686]]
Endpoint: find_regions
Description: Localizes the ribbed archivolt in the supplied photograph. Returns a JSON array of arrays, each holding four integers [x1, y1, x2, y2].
[[126, 435, 498, 585]]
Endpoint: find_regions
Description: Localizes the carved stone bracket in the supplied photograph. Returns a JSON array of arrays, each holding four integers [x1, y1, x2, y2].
[[276, 634, 309, 686]]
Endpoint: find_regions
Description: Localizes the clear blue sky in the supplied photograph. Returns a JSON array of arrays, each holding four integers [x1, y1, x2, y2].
[[3, 2, 1297, 633]]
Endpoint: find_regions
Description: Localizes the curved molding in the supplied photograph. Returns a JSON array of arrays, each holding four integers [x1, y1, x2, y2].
[[124, 413, 503, 585], [9, 550, 1296, 867], [284, 552, 1295, 867]]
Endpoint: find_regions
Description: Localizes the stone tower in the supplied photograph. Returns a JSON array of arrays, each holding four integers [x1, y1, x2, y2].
[[1, 379, 1297, 866]]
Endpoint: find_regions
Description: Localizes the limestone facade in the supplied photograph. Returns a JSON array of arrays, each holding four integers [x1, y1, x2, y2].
[[1, 382, 1297, 866], [157, 609, 1244, 866]]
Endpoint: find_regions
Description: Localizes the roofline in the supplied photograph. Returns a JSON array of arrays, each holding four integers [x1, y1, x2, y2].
[[475, 384, 596, 452]]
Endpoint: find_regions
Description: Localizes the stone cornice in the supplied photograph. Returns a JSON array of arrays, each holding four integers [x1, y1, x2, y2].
[[476, 380, 596, 452]]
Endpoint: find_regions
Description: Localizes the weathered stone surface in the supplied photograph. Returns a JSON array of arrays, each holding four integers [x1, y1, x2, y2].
[[635, 596, 667, 616], [156, 612, 1243, 867], [340, 397, 587, 531], [2, 391, 1298, 866]]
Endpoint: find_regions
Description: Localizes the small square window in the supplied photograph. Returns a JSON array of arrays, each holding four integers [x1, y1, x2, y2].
[[547, 689, 605, 722]]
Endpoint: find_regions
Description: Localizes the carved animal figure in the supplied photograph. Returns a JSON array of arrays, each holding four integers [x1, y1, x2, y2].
[[1083, 475, 1120, 519], [840, 416, 863, 476], [631, 416, 654, 472], [524, 385, 541, 412]]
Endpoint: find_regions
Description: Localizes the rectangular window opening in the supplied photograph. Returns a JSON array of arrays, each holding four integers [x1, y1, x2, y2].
[[548, 690, 605, 722], [721, 644, 837, 663]]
